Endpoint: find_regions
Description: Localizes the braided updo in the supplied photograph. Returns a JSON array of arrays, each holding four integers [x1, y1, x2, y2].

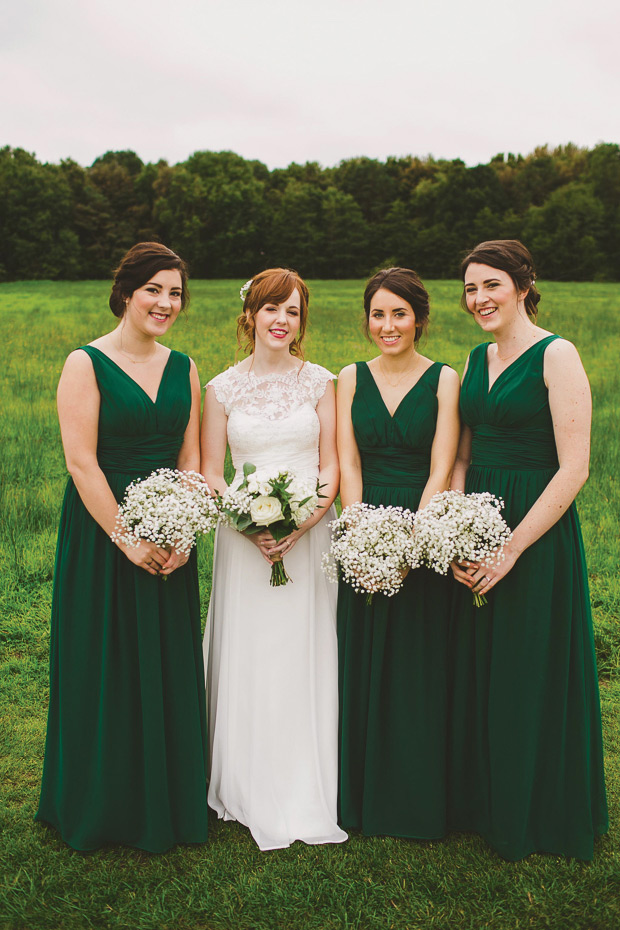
[[460, 239, 541, 320]]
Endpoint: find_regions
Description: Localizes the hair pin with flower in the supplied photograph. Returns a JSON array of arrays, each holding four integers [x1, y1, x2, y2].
[[239, 279, 253, 301]]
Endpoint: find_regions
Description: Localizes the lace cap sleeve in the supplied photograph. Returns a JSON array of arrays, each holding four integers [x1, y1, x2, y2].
[[207, 367, 239, 416], [301, 363, 336, 408]]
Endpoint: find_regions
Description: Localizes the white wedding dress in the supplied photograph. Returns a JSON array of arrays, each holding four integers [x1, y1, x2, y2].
[[203, 362, 348, 851]]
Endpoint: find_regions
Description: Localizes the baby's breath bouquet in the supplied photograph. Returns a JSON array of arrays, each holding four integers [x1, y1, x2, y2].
[[219, 462, 322, 587], [111, 469, 219, 566], [322, 502, 416, 604], [411, 490, 512, 606]]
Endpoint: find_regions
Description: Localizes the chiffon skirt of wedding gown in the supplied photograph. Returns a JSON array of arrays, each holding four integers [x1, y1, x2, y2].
[[204, 509, 348, 851]]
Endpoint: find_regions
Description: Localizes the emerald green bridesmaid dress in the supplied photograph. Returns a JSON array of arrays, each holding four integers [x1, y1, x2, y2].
[[36, 346, 209, 852], [448, 336, 608, 860], [338, 361, 451, 838]]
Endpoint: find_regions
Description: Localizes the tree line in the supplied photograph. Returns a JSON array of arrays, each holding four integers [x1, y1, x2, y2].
[[1, 143, 619, 282]]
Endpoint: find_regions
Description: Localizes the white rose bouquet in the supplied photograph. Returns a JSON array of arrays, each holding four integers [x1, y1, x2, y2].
[[219, 462, 323, 587], [410, 490, 513, 606], [111, 469, 220, 570], [322, 502, 416, 604]]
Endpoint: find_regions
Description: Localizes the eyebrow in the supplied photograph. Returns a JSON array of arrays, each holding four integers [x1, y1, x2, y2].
[[370, 305, 410, 311], [464, 278, 501, 287]]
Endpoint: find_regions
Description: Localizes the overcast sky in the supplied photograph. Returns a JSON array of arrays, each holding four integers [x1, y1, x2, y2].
[[2, 0, 618, 170]]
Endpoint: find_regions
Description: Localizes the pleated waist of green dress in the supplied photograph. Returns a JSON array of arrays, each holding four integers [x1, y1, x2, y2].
[[471, 425, 559, 471], [360, 447, 429, 488], [96, 434, 184, 475]]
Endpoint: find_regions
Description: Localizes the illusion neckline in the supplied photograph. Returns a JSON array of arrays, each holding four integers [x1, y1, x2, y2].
[[229, 360, 312, 382]]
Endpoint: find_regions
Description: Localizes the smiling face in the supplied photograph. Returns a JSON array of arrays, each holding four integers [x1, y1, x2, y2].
[[251, 287, 302, 352], [368, 287, 418, 356], [463, 263, 526, 331], [124, 269, 183, 336]]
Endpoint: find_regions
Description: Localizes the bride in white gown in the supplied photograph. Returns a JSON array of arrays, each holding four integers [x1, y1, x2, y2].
[[201, 268, 347, 851]]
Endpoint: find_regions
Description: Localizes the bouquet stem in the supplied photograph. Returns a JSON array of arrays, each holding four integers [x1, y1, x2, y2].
[[270, 553, 292, 587], [472, 591, 487, 608]]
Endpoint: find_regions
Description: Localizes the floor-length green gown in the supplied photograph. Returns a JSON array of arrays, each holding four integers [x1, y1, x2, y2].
[[36, 346, 209, 852], [338, 361, 451, 838], [448, 336, 608, 860]]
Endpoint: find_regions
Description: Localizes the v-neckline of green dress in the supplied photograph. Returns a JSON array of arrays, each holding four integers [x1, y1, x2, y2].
[[86, 345, 174, 405], [365, 361, 439, 418], [484, 335, 557, 394]]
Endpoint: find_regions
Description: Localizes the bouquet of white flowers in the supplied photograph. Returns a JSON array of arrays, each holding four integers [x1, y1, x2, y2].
[[410, 490, 512, 606], [111, 469, 220, 566], [219, 462, 322, 586], [322, 502, 416, 603]]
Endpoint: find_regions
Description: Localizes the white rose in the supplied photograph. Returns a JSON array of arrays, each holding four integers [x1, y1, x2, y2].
[[247, 474, 260, 493], [250, 495, 283, 526]]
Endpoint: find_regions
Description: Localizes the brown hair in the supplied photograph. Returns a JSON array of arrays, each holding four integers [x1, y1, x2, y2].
[[109, 242, 190, 317], [237, 268, 309, 357], [363, 267, 430, 343], [460, 239, 540, 320]]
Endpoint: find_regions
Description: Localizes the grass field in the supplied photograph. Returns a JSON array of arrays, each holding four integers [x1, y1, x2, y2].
[[1, 279, 619, 930]]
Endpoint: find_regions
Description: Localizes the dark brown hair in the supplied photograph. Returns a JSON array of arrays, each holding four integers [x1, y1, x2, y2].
[[460, 239, 540, 320], [237, 268, 309, 357], [109, 242, 189, 317], [363, 267, 430, 343]]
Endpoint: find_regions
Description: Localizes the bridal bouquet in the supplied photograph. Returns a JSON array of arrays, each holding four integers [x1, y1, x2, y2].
[[111, 468, 220, 561], [410, 490, 512, 606], [219, 462, 322, 586], [322, 502, 416, 603]]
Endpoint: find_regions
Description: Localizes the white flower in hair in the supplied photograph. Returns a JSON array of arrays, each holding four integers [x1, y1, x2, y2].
[[239, 279, 253, 301]]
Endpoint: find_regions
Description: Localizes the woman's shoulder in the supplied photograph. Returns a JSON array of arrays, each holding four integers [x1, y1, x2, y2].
[[541, 335, 584, 373], [469, 342, 491, 359], [337, 362, 359, 385], [297, 361, 336, 406], [300, 360, 335, 379], [208, 362, 245, 387], [300, 360, 336, 383]]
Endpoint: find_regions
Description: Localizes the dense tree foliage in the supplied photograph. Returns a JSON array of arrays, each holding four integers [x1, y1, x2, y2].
[[1, 143, 619, 281]]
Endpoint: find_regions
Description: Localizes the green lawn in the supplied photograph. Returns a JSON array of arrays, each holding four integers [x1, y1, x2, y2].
[[1, 279, 619, 930]]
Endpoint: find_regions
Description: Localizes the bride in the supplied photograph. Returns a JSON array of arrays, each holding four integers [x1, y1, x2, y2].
[[201, 268, 347, 851]]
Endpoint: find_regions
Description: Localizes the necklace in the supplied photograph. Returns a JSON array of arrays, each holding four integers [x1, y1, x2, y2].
[[496, 336, 537, 363], [379, 354, 419, 387], [114, 339, 158, 365]]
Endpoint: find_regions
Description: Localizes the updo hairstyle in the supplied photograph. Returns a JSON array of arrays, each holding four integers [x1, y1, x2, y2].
[[460, 239, 540, 320], [237, 268, 309, 357], [363, 267, 430, 343], [109, 242, 190, 318]]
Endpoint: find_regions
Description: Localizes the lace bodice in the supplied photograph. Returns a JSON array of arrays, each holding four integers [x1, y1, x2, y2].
[[209, 362, 335, 481]]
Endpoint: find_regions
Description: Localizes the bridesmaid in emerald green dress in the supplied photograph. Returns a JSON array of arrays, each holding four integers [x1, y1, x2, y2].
[[337, 267, 460, 837], [36, 243, 209, 852], [449, 239, 608, 860]]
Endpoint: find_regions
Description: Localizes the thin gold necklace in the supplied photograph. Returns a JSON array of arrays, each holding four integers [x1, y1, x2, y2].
[[115, 338, 158, 365], [379, 353, 419, 387], [496, 337, 536, 363]]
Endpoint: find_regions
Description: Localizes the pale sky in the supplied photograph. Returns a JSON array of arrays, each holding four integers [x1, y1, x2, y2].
[[2, 0, 618, 169]]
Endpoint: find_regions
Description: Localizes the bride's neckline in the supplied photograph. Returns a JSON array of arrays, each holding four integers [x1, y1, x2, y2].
[[236, 361, 306, 381]]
